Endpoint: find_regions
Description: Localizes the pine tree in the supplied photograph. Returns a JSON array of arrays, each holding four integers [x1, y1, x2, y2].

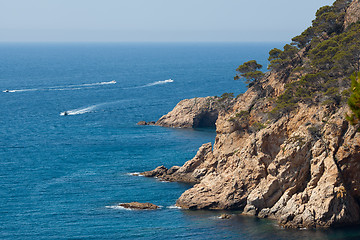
[[346, 72, 360, 125]]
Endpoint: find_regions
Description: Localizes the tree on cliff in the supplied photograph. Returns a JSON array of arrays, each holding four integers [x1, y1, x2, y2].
[[346, 72, 360, 125], [268, 44, 298, 71], [234, 60, 264, 86]]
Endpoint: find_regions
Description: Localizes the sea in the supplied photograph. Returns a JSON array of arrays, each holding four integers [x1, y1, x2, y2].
[[1, 43, 360, 240]]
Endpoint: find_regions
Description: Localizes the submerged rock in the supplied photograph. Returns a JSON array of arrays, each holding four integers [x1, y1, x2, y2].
[[137, 121, 156, 126], [119, 202, 159, 210], [219, 214, 232, 219]]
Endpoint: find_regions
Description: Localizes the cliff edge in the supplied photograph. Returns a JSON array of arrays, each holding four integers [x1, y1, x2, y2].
[[141, 0, 360, 228], [138, 96, 234, 128]]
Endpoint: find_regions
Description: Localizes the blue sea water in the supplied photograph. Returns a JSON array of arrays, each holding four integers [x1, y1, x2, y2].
[[1, 43, 360, 240]]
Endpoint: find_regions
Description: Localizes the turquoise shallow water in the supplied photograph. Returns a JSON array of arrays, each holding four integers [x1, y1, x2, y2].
[[1, 43, 360, 239]]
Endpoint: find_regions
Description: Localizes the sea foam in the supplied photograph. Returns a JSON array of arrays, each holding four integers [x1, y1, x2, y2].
[[167, 205, 182, 209], [105, 205, 133, 211]]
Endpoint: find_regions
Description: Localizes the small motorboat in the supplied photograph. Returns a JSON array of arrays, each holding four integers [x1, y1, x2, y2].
[[3, 90, 9, 93]]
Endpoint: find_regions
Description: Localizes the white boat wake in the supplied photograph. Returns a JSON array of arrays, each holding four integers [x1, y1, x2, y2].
[[3, 80, 116, 93], [60, 99, 127, 116], [125, 79, 174, 89], [60, 105, 98, 116], [143, 79, 174, 87]]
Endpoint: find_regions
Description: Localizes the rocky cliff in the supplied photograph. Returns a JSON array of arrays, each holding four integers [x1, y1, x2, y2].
[[141, 0, 360, 228], [138, 96, 234, 128]]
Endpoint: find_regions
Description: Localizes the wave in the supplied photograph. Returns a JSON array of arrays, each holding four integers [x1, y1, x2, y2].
[[105, 204, 163, 210], [105, 205, 133, 211], [126, 172, 143, 176], [167, 205, 182, 209], [3, 80, 116, 93]]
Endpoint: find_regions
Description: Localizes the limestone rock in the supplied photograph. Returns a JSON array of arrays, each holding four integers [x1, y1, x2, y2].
[[137, 121, 156, 126], [219, 214, 232, 219], [141, 143, 214, 183], [344, 0, 360, 28], [139, 2, 360, 228], [155, 96, 233, 128], [119, 202, 159, 210]]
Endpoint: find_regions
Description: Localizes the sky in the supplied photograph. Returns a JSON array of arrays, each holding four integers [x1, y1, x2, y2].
[[0, 0, 333, 42]]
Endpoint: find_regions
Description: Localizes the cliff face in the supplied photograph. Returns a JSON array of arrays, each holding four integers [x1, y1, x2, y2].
[[141, 0, 360, 228], [142, 68, 360, 228], [345, 0, 360, 28], [138, 96, 233, 128], [155, 97, 221, 128], [176, 100, 360, 228]]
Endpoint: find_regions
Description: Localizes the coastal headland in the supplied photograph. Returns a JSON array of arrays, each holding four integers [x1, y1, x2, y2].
[[139, 0, 360, 229]]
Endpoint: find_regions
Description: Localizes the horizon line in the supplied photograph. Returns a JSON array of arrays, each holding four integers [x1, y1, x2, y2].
[[0, 40, 288, 44]]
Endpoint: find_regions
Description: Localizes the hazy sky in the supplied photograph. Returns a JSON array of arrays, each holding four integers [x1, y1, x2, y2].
[[0, 0, 332, 42]]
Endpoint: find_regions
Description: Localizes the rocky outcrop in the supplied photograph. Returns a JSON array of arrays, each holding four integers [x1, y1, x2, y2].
[[169, 90, 360, 228], [219, 214, 232, 219], [141, 142, 214, 183], [119, 202, 159, 210], [137, 96, 233, 128], [140, 0, 360, 228], [142, 65, 360, 228], [345, 0, 360, 28], [137, 121, 156, 126]]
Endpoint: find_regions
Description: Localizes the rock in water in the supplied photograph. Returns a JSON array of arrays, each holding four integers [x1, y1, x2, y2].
[[119, 202, 159, 210], [219, 214, 232, 219], [137, 96, 234, 129], [137, 121, 156, 126], [140, 143, 213, 183]]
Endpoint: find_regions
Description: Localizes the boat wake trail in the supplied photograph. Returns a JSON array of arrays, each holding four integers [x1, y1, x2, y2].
[[3, 80, 116, 93], [143, 79, 174, 87], [60, 99, 126, 116], [60, 105, 98, 116], [125, 79, 174, 89]]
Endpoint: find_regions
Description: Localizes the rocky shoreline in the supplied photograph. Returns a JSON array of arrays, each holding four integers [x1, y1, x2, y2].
[[137, 96, 234, 128], [136, 0, 360, 229]]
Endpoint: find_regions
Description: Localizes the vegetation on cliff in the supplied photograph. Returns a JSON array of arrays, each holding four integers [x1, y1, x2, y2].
[[143, 0, 360, 229], [234, 60, 264, 86], [346, 72, 360, 124], [235, 0, 360, 121]]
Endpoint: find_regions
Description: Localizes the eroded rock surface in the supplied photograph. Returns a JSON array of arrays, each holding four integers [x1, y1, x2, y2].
[[119, 202, 159, 210], [138, 96, 233, 128], [345, 0, 360, 28], [140, 1, 360, 228], [171, 91, 360, 228], [141, 142, 214, 183], [142, 67, 360, 229]]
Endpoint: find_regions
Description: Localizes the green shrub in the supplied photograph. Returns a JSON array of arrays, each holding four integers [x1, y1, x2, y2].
[[346, 72, 360, 125]]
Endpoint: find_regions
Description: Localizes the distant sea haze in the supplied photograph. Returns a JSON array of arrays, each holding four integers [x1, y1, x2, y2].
[[1, 43, 358, 239]]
